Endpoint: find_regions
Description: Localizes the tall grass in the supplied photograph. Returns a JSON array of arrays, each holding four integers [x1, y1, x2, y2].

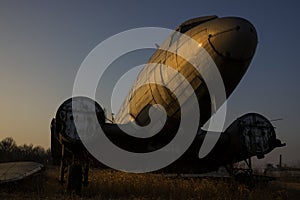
[[83, 169, 287, 199], [0, 167, 291, 199]]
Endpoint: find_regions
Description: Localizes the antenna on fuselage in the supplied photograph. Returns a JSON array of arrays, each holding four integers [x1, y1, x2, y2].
[[270, 118, 283, 122]]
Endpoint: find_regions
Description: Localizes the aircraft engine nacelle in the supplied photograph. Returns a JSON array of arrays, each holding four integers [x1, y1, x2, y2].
[[224, 113, 285, 159], [52, 97, 106, 145]]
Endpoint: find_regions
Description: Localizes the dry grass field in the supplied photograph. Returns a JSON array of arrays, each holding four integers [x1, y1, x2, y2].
[[0, 165, 299, 199]]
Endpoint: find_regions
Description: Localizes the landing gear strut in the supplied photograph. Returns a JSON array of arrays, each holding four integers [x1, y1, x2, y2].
[[59, 145, 90, 195], [226, 158, 254, 187]]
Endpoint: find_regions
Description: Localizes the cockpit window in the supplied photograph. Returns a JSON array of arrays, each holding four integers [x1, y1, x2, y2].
[[176, 15, 217, 33], [169, 16, 217, 47]]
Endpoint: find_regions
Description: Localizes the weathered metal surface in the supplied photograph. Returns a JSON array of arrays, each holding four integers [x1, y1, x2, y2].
[[54, 97, 105, 144], [50, 16, 285, 174], [115, 16, 258, 127], [0, 162, 44, 183]]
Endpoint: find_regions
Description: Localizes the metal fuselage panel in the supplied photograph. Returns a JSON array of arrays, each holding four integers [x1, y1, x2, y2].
[[51, 17, 276, 173], [115, 17, 257, 128]]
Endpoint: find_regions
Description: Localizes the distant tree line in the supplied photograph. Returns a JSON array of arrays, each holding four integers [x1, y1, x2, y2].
[[0, 137, 51, 164]]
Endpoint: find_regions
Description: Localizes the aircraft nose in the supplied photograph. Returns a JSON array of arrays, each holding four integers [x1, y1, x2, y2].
[[208, 17, 258, 61]]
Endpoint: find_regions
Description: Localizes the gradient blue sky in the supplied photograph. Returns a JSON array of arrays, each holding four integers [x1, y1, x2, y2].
[[0, 1, 299, 165]]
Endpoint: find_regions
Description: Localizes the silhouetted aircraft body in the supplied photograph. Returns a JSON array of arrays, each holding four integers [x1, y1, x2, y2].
[[50, 16, 285, 192]]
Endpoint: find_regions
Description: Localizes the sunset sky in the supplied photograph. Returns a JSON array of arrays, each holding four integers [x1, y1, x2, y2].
[[0, 1, 299, 165]]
